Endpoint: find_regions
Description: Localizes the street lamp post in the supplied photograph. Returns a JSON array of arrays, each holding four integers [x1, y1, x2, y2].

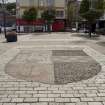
[[90, 0, 93, 10], [1, 0, 7, 37]]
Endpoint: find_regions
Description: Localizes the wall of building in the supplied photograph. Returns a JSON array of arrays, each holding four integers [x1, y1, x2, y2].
[[16, 0, 66, 19]]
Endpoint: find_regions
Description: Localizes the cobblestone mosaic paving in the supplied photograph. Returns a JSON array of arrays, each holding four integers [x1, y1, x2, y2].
[[5, 49, 101, 84], [54, 62, 101, 84]]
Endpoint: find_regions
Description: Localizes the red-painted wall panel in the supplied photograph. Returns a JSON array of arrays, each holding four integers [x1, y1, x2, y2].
[[52, 21, 64, 32], [16, 19, 45, 25], [16, 19, 65, 32]]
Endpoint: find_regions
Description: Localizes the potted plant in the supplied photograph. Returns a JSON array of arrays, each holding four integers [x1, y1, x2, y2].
[[6, 31, 17, 42], [79, 0, 104, 37]]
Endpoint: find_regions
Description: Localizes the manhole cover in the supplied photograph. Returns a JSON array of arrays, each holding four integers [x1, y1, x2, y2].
[[5, 49, 101, 84]]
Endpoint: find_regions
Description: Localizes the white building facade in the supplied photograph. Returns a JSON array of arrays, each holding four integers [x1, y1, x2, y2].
[[16, 0, 67, 20]]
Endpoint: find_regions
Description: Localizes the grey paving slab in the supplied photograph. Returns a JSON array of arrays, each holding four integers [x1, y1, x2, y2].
[[88, 102, 103, 105], [54, 61, 101, 84]]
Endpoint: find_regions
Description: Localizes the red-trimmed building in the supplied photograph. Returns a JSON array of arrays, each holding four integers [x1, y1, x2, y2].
[[16, 0, 68, 32]]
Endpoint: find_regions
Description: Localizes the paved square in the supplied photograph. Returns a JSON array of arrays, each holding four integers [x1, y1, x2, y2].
[[0, 33, 105, 105]]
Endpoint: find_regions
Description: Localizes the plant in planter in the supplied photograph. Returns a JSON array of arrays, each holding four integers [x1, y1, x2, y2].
[[41, 9, 56, 32], [22, 7, 37, 32], [6, 31, 17, 42]]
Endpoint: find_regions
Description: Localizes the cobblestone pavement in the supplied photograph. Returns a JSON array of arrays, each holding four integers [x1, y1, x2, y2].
[[0, 33, 105, 105]]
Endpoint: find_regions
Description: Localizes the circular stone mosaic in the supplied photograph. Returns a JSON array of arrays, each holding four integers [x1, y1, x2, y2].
[[5, 49, 101, 84]]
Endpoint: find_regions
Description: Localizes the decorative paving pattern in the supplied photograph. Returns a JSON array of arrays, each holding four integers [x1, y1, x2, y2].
[[54, 62, 101, 84], [5, 50, 54, 84], [5, 49, 101, 84]]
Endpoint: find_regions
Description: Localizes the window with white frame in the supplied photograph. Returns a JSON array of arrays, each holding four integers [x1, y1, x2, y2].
[[56, 10, 64, 18], [47, 0, 54, 6], [39, 0, 44, 7]]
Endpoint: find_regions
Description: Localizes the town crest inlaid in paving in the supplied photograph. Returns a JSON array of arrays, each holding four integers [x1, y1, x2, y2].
[[5, 49, 101, 84]]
